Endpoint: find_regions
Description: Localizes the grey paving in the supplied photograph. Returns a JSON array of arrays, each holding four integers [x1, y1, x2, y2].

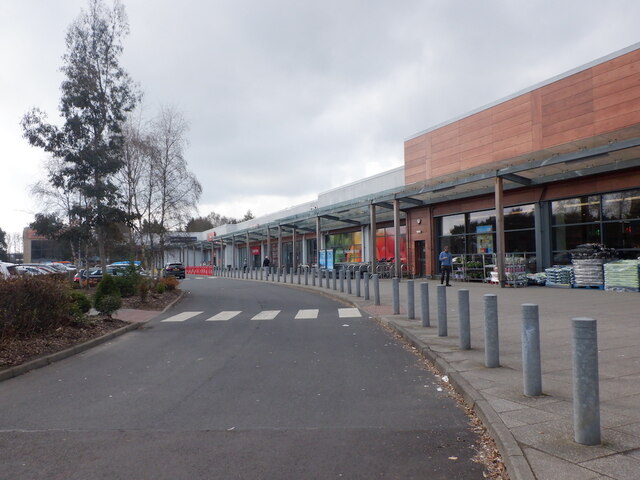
[[255, 273, 640, 480]]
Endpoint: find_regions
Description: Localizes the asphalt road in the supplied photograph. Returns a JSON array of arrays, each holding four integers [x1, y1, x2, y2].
[[0, 277, 483, 479]]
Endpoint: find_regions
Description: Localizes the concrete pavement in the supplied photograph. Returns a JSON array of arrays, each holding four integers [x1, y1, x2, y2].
[[235, 271, 640, 480]]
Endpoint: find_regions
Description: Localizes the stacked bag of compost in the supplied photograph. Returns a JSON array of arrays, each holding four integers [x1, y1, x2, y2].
[[544, 266, 574, 287], [571, 243, 617, 287], [604, 259, 640, 292]]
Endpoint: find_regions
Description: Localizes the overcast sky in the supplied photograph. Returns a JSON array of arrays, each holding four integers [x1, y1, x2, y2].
[[2, 1, 640, 238]]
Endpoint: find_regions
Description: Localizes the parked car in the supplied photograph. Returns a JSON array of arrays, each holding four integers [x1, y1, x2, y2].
[[163, 262, 185, 279], [0, 262, 18, 278], [20, 264, 59, 275], [16, 265, 45, 276]]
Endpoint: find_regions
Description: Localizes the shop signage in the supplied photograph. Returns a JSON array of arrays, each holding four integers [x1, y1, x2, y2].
[[251, 246, 261, 255]]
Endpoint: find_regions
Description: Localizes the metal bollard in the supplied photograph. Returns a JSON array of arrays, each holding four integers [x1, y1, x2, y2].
[[437, 284, 447, 336], [573, 317, 601, 445], [332, 269, 337, 290], [484, 294, 500, 368], [312, 268, 317, 287], [297, 268, 301, 285], [459, 289, 471, 350], [522, 304, 542, 396], [340, 269, 345, 293], [355, 271, 361, 297], [420, 282, 430, 327], [290, 267, 294, 284], [364, 273, 370, 300], [392, 277, 400, 314], [373, 274, 380, 305], [260, 268, 264, 281], [407, 280, 415, 319], [304, 268, 308, 285], [347, 270, 352, 294]]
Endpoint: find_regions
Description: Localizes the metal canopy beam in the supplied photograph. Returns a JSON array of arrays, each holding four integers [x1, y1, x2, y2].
[[399, 196, 423, 206], [374, 202, 394, 209], [501, 172, 533, 185], [320, 214, 360, 226]]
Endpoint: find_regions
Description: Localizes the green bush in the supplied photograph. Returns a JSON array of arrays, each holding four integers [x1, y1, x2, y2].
[[0, 275, 74, 338], [70, 290, 92, 314], [94, 274, 121, 315], [138, 277, 150, 302], [95, 294, 122, 317], [155, 281, 167, 294], [113, 275, 136, 297]]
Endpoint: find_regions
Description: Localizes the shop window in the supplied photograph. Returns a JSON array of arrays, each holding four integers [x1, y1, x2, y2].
[[553, 224, 600, 251], [327, 231, 363, 263], [440, 235, 466, 256], [602, 189, 640, 221], [505, 230, 535, 253], [552, 196, 600, 224], [602, 220, 640, 250], [505, 204, 535, 229], [441, 214, 465, 236], [375, 227, 406, 262], [469, 210, 495, 231]]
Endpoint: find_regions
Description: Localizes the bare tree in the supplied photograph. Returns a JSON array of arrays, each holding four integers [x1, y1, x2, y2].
[[150, 105, 202, 263]]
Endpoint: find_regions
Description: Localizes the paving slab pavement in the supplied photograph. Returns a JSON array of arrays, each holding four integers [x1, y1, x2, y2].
[[258, 272, 640, 480]]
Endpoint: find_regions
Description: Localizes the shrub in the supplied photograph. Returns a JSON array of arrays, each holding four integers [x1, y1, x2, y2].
[[159, 276, 179, 291], [155, 281, 167, 294], [70, 291, 92, 314], [113, 275, 136, 297], [0, 275, 74, 338], [95, 294, 122, 318], [138, 277, 150, 302], [94, 274, 121, 315]]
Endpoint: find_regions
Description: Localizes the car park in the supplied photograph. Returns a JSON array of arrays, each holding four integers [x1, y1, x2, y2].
[[163, 262, 185, 279]]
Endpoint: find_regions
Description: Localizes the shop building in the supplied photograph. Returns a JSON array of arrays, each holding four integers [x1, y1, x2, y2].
[[172, 43, 640, 286]]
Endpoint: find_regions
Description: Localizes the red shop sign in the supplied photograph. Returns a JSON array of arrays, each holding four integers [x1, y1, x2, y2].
[[251, 246, 261, 255]]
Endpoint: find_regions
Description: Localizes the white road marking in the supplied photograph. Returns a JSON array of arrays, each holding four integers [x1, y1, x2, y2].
[[251, 310, 280, 320], [161, 311, 203, 322], [338, 308, 361, 318], [295, 309, 319, 319], [206, 311, 242, 321]]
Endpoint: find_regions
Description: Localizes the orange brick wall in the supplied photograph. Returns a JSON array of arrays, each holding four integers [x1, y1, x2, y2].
[[405, 48, 640, 184]]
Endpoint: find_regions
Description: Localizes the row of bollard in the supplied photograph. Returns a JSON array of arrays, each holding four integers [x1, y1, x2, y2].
[[391, 280, 601, 446], [212, 265, 383, 307], [213, 266, 600, 446]]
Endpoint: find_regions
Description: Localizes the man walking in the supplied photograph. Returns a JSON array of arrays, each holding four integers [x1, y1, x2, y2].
[[439, 245, 453, 286]]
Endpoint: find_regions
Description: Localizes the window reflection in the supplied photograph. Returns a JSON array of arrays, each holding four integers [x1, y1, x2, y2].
[[602, 189, 640, 221], [552, 196, 600, 224]]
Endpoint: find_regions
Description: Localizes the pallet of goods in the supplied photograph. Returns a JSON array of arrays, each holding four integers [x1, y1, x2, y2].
[[571, 244, 616, 288], [544, 266, 573, 287], [604, 259, 640, 292]]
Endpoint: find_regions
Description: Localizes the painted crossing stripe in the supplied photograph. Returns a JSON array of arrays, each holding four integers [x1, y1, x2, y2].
[[338, 308, 361, 318], [251, 310, 280, 321], [295, 309, 319, 319], [161, 311, 203, 322], [207, 311, 241, 321]]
